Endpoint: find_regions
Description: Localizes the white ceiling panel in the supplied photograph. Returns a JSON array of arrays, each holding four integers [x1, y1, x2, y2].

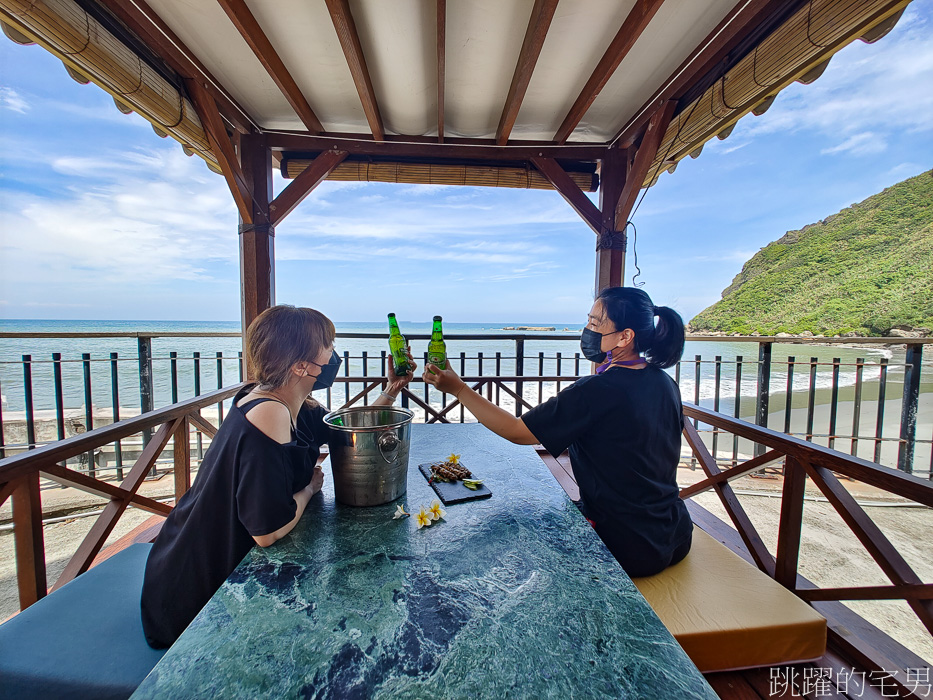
[[511, 0, 639, 142], [444, 0, 535, 139], [580, 0, 739, 143], [247, 0, 368, 133], [349, 0, 436, 136], [146, 0, 301, 130], [142, 0, 742, 141]]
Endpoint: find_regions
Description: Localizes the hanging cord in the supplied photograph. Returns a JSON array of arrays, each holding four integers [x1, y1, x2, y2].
[[626, 95, 702, 286], [628, 221, 645, 287]]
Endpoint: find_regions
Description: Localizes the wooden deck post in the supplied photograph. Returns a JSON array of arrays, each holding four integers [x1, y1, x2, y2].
[[12, 472, 46, 608], [238, 133, 274, 377], [595, 145, 629, 292], [594, 101, 675, 293]]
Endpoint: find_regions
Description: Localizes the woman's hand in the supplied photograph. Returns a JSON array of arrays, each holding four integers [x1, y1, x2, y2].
[[422, 360, 466, 397], [385, 346, 417, 396], [253, 469, 324, 547], [309, 464, 324, 496]]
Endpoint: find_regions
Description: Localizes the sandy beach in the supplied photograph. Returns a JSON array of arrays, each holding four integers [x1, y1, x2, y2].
[[701, 388, 933, 477]]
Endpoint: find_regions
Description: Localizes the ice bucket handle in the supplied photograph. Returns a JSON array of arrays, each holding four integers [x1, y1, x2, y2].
[[377, 430, 400, 463]]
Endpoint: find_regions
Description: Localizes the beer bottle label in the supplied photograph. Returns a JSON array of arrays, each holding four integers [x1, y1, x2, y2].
[[428, 343, 446, 368]]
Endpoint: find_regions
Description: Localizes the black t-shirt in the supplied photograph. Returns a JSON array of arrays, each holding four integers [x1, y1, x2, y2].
[[140, 387, 329, 648], [522, 366, 692, 577]]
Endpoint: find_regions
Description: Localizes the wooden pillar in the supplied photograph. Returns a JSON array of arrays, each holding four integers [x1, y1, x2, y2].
[[595, 145, 629, 293], [595, 101, 675, 294], [237, 134, 274, 376], [12, 472, 46, 609]]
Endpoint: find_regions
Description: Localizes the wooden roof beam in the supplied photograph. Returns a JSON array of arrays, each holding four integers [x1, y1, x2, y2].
[[324, 0, 384, 141], [96, 0, 254, 134], [270, 150, 348, 226], [436, 0, 445, 143], [215, 0, 323, 134], [554, 0, 666, 144], [496, 0, 559, 146], [265, 132, 608, 161], [531, 157, 601, 234], [613, 100, 675, 229], [186, 79, 254, 224]]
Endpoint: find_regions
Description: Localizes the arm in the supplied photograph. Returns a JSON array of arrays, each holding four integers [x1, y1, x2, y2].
[[423, 362, 538, 445], [373, 346, 417, 406], [252, 466, 324, 547], [242, 399, 325, 547]]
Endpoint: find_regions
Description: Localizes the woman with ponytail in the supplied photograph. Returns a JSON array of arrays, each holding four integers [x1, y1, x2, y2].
[[423, 288, 691, 577]]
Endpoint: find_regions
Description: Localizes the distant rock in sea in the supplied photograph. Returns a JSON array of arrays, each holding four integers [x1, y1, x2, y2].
[[501, 326, 556, 331]]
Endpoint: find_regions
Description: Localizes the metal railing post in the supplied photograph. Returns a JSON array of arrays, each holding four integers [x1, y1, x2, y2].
[[82, 353, 95, 478], [216, 352, 225, 422], [898, 343, 923, 473], [137, 336, 154, 446], [755, 342, 772, 457], [110, 352, 123, 479], [22, 355, 36, 450], [874, 359, 888, 463], [0, 373, 5, 459], [514, 337, 524, 417], [193, 352, 203, 461], [52, 353, 65, 442]]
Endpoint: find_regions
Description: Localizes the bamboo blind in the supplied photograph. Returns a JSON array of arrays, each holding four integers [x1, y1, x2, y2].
[[0, 0, 217, 169], [642, 0, 911, 187], [283, 159, 599, 192]]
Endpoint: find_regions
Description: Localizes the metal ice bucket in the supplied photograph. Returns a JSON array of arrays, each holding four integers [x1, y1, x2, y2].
[[322, 406, 413, 506]]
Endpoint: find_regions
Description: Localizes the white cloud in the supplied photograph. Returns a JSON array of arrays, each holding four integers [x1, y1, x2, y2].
[[0, 147, 236, 289], [18, 301, 91, 308], [0, 86, 29, 113], [820, 132, 886, 156]]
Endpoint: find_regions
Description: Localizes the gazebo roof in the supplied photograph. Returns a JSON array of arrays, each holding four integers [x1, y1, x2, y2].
[[143, 0, 740, 143], [0, 0, 910, 181]]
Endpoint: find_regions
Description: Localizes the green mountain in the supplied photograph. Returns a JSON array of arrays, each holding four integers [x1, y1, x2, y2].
[[689, 170, 933, 337]]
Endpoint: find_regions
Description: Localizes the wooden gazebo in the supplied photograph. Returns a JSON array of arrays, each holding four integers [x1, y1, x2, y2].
[[2, 1, 929, 698]]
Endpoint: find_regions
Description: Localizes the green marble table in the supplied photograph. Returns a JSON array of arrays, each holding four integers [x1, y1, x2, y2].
[[132, 423, 716, 699]]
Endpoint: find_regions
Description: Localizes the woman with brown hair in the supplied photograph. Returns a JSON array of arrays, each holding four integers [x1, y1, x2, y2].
[[141, 305, 415, 648]]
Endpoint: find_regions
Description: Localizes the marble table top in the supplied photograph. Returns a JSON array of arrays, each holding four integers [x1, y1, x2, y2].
[[133, 423, 715, 699]]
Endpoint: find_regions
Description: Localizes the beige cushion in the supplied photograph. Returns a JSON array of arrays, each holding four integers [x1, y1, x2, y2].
[[633, 526, 827, 672]]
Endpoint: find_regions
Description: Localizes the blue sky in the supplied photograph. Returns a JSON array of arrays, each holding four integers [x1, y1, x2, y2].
[[1, 2, 931, 326]]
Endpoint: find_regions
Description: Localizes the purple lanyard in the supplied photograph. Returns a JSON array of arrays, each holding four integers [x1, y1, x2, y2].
[[596, 351, 646, 374]]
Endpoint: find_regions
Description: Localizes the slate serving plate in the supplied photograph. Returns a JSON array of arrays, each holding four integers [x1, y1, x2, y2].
[[418, 463, 492, 505]]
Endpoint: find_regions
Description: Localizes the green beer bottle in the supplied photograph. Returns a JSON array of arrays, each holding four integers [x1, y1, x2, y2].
[[428, 316, 447, 370], [387, 313, 412, 376]]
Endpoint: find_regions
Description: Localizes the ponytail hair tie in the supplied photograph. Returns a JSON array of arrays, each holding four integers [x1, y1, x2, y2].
[[652, 306, 660, 315]]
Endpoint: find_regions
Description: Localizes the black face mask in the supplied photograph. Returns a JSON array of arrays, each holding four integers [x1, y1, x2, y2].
[[580, 328, 607, 363], [310, 350, 342, 390]]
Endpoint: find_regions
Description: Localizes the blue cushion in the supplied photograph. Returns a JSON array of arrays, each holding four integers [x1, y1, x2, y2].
[[0, 543, 164, 700]]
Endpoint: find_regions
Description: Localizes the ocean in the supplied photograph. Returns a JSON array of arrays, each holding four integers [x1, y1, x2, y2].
[[0, 318, 917, 417]]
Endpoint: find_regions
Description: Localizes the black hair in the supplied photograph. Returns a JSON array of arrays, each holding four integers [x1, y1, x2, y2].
[[596, 287, 685, 369]]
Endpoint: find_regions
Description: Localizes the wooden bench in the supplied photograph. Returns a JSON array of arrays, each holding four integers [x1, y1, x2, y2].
[[536, 448, 827, 674], [632, 525, 826, 672], [0, 543, 164, 700]]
